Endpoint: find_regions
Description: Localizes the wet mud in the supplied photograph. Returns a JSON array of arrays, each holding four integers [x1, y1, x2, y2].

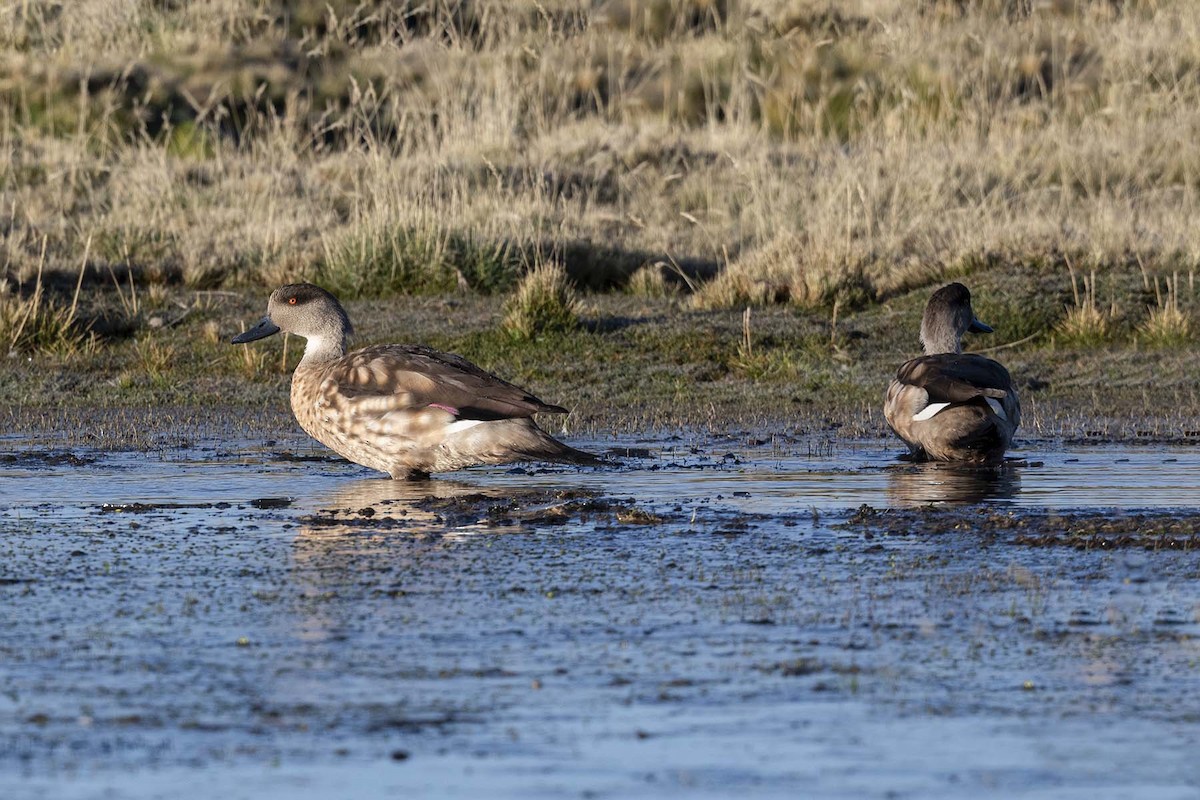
[[843, 504, 1200, 549], [2, 434, 1200, 798]]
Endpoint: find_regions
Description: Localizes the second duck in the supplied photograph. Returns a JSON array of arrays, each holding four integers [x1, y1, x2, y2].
[[883, 283, 1020, 464]]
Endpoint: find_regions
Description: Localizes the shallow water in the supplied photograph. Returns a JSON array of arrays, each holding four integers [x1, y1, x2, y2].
[[2, 434, 1200, 799], [5, 435, 1200, 512]]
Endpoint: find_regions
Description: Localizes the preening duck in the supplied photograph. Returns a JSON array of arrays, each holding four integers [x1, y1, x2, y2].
[[232, 283, 600, 479], [883, 283, 1020, 464]]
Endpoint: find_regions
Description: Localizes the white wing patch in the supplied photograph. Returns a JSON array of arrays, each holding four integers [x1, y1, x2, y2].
[[445, 419, 486, 435], [914, 398, 1007, 422], [913, 402, 951, 422]]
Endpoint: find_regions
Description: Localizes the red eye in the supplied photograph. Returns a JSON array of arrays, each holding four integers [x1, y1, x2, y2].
[[288, 297, 297, 305]]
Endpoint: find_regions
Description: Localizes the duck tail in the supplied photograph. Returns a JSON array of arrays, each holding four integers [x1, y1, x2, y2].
[[506, 421, 610, 467], [539, 439, 610, 467], [513, 426, 606, 467], [442, 418, 613, 469]]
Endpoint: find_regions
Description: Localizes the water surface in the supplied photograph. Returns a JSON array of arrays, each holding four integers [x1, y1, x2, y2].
[[2, 435, 1199, 799]]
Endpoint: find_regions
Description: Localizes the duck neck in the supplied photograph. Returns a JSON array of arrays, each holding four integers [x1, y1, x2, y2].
[[299, 326, 349, 366], [919, 318, 962, 356]]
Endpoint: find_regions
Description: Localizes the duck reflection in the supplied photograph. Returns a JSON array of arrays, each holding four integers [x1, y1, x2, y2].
[[886, 461, 1022, 505], [291, 474, 602, 556], [287, 478, 563, 643], [295, 477, 534, 543]]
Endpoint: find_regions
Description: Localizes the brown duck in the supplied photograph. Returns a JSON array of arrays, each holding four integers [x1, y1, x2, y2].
[[232, 283, 600, 479], [883, 283, 1020, 464]]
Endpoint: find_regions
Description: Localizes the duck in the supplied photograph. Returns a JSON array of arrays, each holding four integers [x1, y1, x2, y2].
[[231, 283, 601, 479], [883, 282, 1020, 464]]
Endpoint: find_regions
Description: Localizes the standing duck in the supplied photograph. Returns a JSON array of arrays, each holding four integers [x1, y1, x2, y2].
[[883, 283, 1020, 464], [232, 283, 600, 479]]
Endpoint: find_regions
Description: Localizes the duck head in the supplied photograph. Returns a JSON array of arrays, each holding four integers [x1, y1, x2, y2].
[[919, 282, 992, 355], [231, 283, 353, 364]]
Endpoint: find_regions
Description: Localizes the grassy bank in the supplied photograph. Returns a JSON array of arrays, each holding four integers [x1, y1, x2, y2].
[[5, 264, 1200, 445], [2, 1, 1200, 441]]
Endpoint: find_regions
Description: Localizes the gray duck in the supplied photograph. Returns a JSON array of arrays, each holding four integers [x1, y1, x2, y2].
[[883, 282, 1020, 464]]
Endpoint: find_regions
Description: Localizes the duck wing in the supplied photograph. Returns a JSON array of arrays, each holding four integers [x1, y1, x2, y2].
[[329, 344, 568, 420], [894, 354, 1012, 403]]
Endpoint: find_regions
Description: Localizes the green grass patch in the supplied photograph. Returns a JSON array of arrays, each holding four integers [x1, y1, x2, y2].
[[318, 224, 524, 298], [502, 263, 580, 340], [165, 121, 216, 160]]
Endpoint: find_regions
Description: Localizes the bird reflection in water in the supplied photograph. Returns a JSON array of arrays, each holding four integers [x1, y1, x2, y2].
[[288, 478, 570, 643], [291, 476, 591, 565], [886, 460, 1022, 505], [295, 477, 528, 542]]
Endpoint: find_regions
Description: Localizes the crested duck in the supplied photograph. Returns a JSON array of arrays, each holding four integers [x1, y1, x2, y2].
[[232, 283, 600, 479], [883, 283, 1020, 464]]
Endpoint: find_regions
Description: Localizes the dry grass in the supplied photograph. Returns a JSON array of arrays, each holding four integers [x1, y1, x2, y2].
[[131, 335, 177, 386], [1055, 265, 1113, 346], [0, 236, 92, 355], [1139, 273, 1192, 347], [728, 305, 791, 379], [1, 0, 1199, 323], [626, 262, 682, 297], [0, 275, 90, 355]]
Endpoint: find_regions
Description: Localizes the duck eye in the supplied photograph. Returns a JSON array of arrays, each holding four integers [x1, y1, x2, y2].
[[288, 297, 297, 305]]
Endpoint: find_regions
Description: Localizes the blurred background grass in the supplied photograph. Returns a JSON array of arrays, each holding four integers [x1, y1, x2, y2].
[[4, 0, 1197, 299]]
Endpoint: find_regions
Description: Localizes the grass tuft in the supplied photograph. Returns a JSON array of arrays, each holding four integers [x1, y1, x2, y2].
[[0, 280, 91, 356], [1139, 273, 1191, 348], [626, 262, 681, 298], [318, 224, 522, 298], [0, 239, 92, 356], [502, 262, 580, 340], [1056, 267, 1112, 346], [727, 306, 793, 380], [693, 234, 870, 310], [132, 336, 177, 387]]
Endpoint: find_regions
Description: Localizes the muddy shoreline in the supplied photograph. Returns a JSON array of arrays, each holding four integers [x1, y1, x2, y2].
[[6, 287, 1200, 445]]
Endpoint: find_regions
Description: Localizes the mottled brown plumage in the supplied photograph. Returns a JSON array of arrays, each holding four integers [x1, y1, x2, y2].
[[883, 283, 1020, 464], [233, 283, 600, 479], [329, 344, 568, 420]]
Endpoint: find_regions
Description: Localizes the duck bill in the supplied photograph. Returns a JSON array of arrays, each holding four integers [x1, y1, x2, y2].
[[231, 317, 281, 344], [968, 317, 994, 334]]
